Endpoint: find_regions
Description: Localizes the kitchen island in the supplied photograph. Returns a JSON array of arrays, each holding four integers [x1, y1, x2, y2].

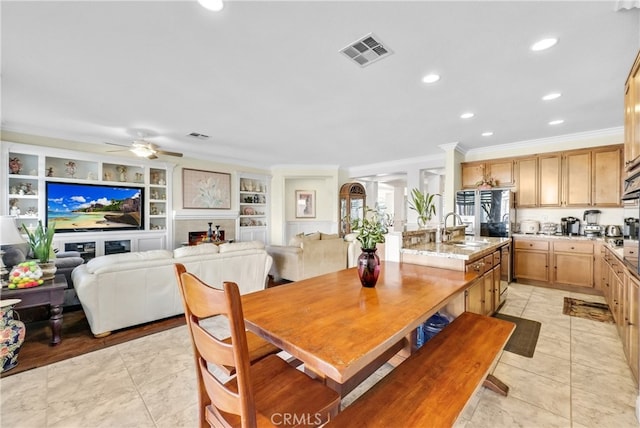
[[401, 236, 511, 316]]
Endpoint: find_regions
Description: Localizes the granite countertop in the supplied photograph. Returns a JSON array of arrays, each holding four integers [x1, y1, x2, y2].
[[401, 236, 510, 260], [512, 233, 612, 241]]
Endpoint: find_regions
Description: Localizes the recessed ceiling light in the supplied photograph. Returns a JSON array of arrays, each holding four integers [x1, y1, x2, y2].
[[422, 73, 440, 84], [481, 131, 494, 137], [542, 92, 562, 101], [531, 38, 558, 51], [549, 119, 564, 125], [460, 112, 475, 119], [198, 0, 224, 11]]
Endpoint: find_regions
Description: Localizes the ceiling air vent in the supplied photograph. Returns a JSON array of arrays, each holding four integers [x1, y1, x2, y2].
[[340, 33, 393, 67], [187, 132, 210, 139]]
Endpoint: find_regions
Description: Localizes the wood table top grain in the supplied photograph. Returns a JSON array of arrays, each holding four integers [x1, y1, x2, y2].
[[241, 261, 478, 387]]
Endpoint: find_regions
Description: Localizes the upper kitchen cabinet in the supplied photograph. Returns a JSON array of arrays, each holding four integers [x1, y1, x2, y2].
[[563, 150, 592, 207], [461, 159, 514, 189], [514, 157, 537, 207], [624, 50, 640, 173], [538, 154, 563, 207], [592, 146, 623, 207], [476, 145, 623, 209]]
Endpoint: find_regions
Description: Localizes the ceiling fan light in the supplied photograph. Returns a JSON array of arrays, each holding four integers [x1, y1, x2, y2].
[[198, 0, 224, 12], [131, 146, 154, 158]]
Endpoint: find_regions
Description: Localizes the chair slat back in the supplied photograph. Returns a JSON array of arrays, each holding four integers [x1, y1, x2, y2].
[[174, 263, 257, 428]]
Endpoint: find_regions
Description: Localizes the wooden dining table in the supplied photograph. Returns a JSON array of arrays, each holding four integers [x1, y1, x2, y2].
[[241, 261, 479, 396]]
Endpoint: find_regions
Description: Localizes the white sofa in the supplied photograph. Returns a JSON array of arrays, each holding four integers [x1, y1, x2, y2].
[[71, 241, 272, 337], [267, 232, 349, 281]]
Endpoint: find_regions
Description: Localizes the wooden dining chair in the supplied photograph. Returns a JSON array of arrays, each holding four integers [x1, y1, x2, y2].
[[174, 264, 280, 376], [174, 263, 340, 428]]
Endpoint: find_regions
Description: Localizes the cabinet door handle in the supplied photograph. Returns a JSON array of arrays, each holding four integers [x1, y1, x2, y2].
[[570, 246, 575, 250]]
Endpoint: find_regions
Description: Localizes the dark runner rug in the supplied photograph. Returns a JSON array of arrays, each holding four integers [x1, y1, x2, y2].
[[563, 297, 614, 324], [493, 313, 541, 358]]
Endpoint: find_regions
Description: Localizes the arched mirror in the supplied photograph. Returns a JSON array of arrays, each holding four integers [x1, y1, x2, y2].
[[339, 182, 366, 237]]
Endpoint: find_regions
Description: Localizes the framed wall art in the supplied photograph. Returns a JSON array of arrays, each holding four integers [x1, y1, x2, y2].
[[182, 168, 231, 209], [295, 190, 316, 218]]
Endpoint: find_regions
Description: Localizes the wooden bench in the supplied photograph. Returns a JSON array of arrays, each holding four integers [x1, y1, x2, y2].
[[327, 311, 515, 427]]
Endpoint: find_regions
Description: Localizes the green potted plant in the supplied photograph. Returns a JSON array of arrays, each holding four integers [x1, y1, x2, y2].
[[22, 221, 57, 280], [350, 207, 391, 287], [408, 188, 438, 228]]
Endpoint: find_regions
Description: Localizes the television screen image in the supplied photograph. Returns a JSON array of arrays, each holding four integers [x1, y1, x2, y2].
[[46, 182, 144, 232]]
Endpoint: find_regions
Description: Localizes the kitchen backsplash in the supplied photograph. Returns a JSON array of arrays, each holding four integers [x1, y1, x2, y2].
[[516, 207, 624, 232]]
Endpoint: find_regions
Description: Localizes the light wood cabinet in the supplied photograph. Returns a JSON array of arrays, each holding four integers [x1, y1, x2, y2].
[[602, 246, 639, 385], [465, 277, 484, 315], [464, 249, 503, 316], [624, 50, 640, 173], [564, 150, 592, 206], [552, 240, 594, 288], [471, 145, 622, 208], [538, 154, 563, 207], [593, 146, 623, 206], [515, 237, 598, 290], [461, 162, 485, 189], [514, 157, 537, 207], [626, 273, 639, 383], [461, 160, 514, 189], [514, 239, 550, 283]]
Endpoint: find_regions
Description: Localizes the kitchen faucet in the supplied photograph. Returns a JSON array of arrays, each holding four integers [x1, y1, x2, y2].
[[443, 212, 463, 241]]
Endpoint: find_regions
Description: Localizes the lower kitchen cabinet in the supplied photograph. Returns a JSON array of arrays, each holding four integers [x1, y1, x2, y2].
[[552, 240, 594, 288], [602, 246, 639, 385], [514, 239, 549, 283], [514, 237, 595, 289], [465, 277, 484, 315], [626, 274, 639, 382]]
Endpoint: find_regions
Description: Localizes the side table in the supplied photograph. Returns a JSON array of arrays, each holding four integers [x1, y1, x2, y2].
[[0, 274, 67, 346]]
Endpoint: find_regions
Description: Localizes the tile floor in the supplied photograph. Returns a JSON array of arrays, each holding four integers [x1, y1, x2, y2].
[[1, 282, 638, 427]]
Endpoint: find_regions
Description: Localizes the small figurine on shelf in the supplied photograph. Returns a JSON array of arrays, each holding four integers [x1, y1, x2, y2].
[[65, 161, 77, 178], [25, 183, 35, 195], [87, 171, 96, 180], [46, 167, 54, 177], [9, 199, 20, 217], [116, 165, 127, 182], [150, 203, 159, 215], [151, 172, 160, 184], [9, 157, 22, 175], [135, 173, 144, 183], [104, 172, 112, 181]]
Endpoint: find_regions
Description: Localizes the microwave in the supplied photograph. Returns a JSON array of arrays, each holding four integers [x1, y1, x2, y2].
[[622, 197, 640, 273]]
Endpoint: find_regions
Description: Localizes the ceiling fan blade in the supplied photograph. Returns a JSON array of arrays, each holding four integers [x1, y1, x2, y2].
[[105, 142, 131, 148], [155, 149, 183, 157], [147, 153, 158, 160]]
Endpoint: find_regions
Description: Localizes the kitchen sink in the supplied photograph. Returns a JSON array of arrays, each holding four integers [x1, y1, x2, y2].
[[445, 240, 489, 247]]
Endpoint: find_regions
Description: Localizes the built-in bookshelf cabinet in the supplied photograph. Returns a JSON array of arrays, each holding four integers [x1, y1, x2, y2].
[[2, 142, 174, 254], [238, 173, 270, 243]]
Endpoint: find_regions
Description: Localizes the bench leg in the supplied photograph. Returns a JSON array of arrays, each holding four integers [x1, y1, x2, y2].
[[483, 374, 509, 396]]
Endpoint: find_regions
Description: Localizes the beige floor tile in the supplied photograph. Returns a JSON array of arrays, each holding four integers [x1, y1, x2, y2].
[[493, 361, 571, 419], [499, 347, 571, 385], [136, 367, 198, 423], [571, 361, 637, 408], [467, 389, 571, 428], [571, 386, 639, 427]]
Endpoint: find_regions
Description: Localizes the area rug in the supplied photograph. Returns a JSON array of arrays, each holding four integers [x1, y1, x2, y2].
[[493, 313, 541, 358], [563, 297, 614, 324]]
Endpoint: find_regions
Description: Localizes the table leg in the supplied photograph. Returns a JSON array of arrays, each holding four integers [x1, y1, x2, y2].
[[49, 304, 63, 346]]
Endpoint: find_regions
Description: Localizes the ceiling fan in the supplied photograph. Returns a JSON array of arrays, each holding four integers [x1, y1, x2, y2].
[[105, 140, 183, 160]]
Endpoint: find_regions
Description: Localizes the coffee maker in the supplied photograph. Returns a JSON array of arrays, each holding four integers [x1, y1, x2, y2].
[[583, 209, 602, 237], [561, 217, 580, 236], [624, 217, 639, 239]]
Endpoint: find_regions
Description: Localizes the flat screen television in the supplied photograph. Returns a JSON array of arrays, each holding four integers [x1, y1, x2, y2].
[[46, 181, 144, 232]]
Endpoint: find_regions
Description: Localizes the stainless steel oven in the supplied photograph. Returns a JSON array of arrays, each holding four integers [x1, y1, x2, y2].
[[622, 173, 640, 272]]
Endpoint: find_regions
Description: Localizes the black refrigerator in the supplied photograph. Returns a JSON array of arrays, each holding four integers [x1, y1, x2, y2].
[[455, 188, 515, 237]]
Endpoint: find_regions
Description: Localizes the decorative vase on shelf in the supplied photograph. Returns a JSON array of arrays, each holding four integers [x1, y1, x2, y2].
[[206, 222, 213, 242], [357, 248, 381, 288], [1, 299, 26, 373], [38, 261, 57, 281]]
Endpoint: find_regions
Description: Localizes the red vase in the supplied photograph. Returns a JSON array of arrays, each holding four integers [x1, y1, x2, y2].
[[357, 248, 380, 288]]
